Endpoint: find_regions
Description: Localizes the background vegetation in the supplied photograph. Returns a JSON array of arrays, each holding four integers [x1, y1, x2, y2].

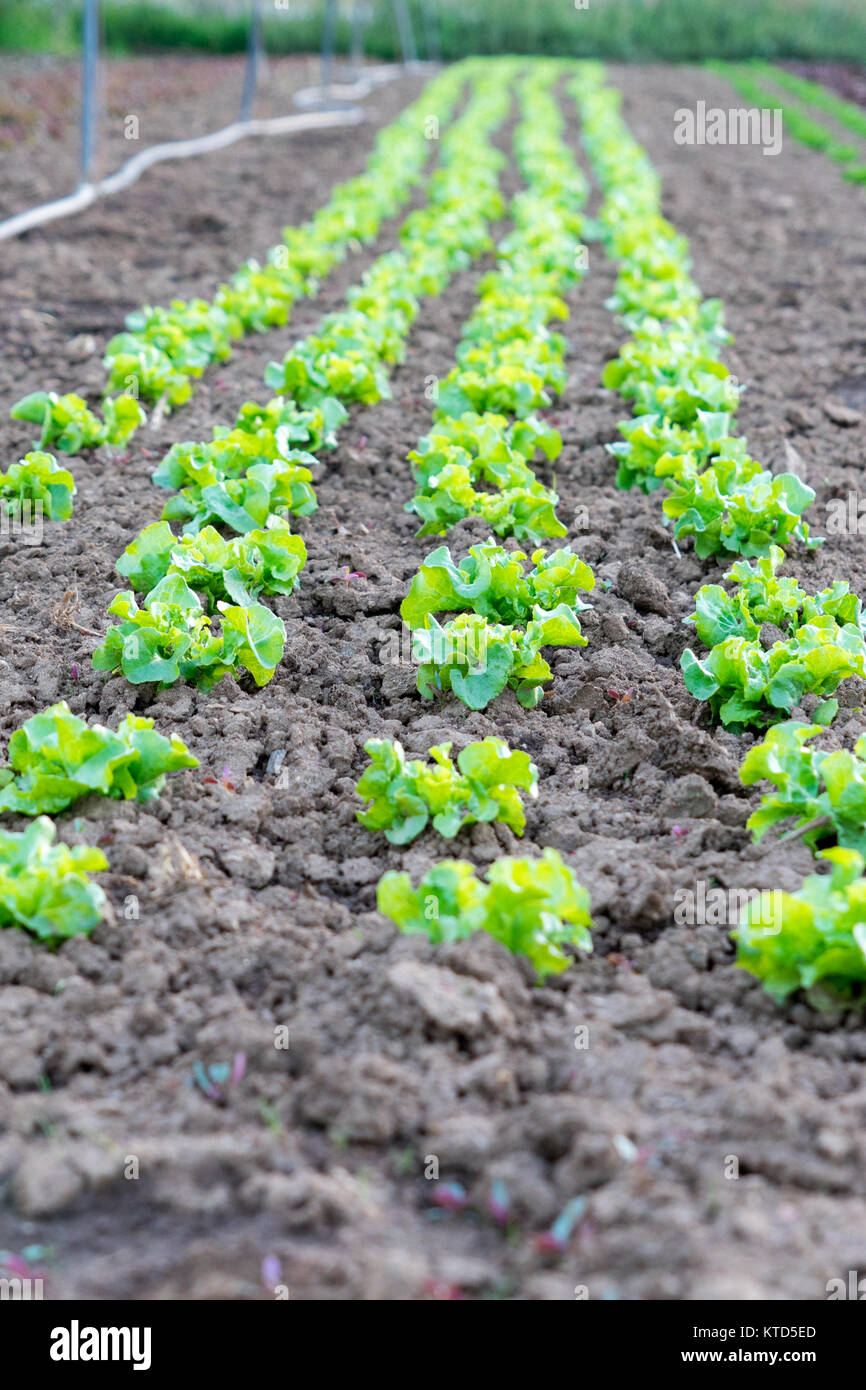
[[2, 0, 866, 63]]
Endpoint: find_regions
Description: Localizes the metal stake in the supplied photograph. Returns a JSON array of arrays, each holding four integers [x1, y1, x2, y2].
[[79, 0, 100, 185], [241, 0, 265, 122], [392, 0, 418, 66], [420, 0, 441, 62], [321, 0, 340, 90]]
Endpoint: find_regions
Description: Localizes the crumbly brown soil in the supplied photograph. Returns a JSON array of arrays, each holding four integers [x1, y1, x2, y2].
[[784, 60, 866, 111], [1, 61, 866, 1302]]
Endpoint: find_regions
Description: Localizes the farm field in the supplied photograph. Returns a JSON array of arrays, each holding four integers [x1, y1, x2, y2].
[[2, 53, 866, 1304]]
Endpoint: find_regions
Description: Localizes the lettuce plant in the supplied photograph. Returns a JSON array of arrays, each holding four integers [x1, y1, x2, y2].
[[681, 548, 866, 730], [0, 451, 75, 521], [0, 451, 76, 521], [660, 449, 817, 559], [408, 467, 566, 542], [11, 391, 145, 453], [377, 847, 593, 979], [740, 721, 866, 855], [231, 395, 347, 453], [412, 612, 560, 710], [116, 518, 306, 608], [11, 391, 104, 453], [356, 737, 538, 844], [437, 349, 564, 419], [606, 410, 735, 493], [401, 539, 594, 631], [0, 816, 107, 942], [161, 458, 318, 534], [214, 257, 305, 334], [402, 541, 594, 710], [0, 702, 197, 816], [265, 339, 392, 407], [151, 401, 343, 500], [406, 411, 566, 541], [93, 574, 285, 689], [103, 299, 236, 408], [601, 328, 741, 426], [104, 342, 193, 408], [735, 848, 866, 1005], [413, 412, 562, 472]]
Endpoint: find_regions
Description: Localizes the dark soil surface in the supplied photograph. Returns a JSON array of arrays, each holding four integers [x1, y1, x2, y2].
[[1, 60, 866, 1301], [0, 52, 382, 218], [784, 60, 866, 111]]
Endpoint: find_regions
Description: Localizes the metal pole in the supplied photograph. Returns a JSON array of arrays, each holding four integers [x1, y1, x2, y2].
[[420, 0, 440, 62], [321, 0, 340, 90], [241, 0, 264, 122], [392, 0, 418, 66], [351, 0, 369, 72], [79, 0, 99, 185]]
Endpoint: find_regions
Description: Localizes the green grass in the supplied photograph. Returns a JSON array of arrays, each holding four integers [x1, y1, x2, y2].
[[3, 0, 866, 62]]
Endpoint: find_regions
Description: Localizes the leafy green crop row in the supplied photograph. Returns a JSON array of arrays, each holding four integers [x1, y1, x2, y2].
[[108, 59, 497, 429], [575, 64, 866, 1008], [396, 67, 600, 717], [405, 66, 588, 546], [573, 68, 819, 563], [8, 64, 472, 453], [714, 63, 866, 186], [92, 66, 517, 694], [263, 75, 513, 411]]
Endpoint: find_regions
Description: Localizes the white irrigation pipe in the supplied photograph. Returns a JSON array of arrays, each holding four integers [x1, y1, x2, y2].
[[292, 63, 401, 107], [0, 106, 365, 242], [293, 78, 385, 106]]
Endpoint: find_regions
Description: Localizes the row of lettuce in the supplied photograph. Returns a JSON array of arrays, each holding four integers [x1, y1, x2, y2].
[[93, 66, 515, 693], [570, 63, 866, 1006], [1, 62, 601, 982], [4, 61, 866, 1007], [370, 62, 866, 1003], [715, 61, 866, 186], [9, 61, 472, 455], [1, 62, 481, 938]]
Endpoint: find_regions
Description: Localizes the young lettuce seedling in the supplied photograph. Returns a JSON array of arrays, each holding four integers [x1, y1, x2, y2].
[[93, 574, 286, 690], [11, 391, 145, 454], [0, 451, 76, 521], [681, 547, 866, 730], [740, 720, 866, 855], [377, 848, 593, 980], [116, 519, 306, 610], [355, 737, 538, 844], [0, 702, 197, 817], [0, 817, 107, 943], [735, 848, 866, 1006], [401, 539, 594, 710]]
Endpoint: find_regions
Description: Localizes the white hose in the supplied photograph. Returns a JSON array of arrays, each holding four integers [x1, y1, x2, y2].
[[0, 106, 366, 242], [291, 63, 400, 107]]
